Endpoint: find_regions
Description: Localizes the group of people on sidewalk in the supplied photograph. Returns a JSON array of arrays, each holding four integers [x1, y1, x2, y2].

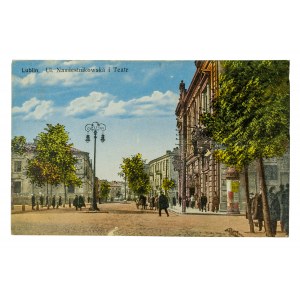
[[248, 184, 289, 236], [137, 193, 169, 216], [136, 191, 222, 217], [177, 192, 220, 212], [31, 194, 63, 210], [31, 194, 88, 211]]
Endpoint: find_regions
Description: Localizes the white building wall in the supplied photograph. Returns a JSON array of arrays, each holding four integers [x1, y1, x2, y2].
[[11, 146, 93, 205]]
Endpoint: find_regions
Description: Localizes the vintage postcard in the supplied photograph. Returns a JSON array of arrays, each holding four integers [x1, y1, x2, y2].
[[11, 60, 290, 237]]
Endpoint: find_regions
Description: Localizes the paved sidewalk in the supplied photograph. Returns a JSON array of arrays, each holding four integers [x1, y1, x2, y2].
[[169, 204, 242, 216]]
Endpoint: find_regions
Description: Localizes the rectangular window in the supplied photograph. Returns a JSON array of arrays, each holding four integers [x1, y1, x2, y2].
[[14, 161, 22, 172], [13, 181, 21, 193]]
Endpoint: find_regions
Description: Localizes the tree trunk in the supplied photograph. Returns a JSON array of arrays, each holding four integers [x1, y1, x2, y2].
[[257, 157, 272, 237], [244, 166, 255, 233], [47, 183, 50, 209], [64, 183, 67, 208]]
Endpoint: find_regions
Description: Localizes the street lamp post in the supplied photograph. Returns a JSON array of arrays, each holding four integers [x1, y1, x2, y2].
[[85, 122, 106, 211]]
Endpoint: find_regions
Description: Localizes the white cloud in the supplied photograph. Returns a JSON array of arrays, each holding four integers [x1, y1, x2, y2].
[[12, 97, 40, 113], [65, 92, 114, 117], [14, 90, 178, 121], [103, 100, 127, 116], [121, 90, 178, 117], [130, 90, 177, 106], [24, 101, 54, 120], [38, 70, 84, 86], [12, 97, 54, 120], [77, 90, 178, 118], [12, 73, 37, 86]]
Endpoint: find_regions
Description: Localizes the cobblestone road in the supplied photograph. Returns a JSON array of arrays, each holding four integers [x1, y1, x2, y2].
[[11, 201, 286, 237]]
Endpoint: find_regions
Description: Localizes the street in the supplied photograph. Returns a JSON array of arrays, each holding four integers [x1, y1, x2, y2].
[[11, 201, 286, 237]]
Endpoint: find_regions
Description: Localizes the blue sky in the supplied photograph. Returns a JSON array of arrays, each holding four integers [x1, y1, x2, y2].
[[12, 60, 196, 180]]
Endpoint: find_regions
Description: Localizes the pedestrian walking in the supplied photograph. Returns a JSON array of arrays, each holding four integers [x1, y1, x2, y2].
[[150, 196, 155, 210], [31, 194, 36, 210], [158, 191, 169, 217], [78, 195, 85, 210], [268, 186, 281, 237], [73, 195, 79, 210], [252, 191, 264, 231], [281, 184, 289, 235], [200, 193, 207, 212], [39, 194, 44, 208], [212, 192, 220, 213], [277, 184, 285, 232], [51, 195, 56, 209], [140, 194, 147, 210], [58, 196, 62, 207]]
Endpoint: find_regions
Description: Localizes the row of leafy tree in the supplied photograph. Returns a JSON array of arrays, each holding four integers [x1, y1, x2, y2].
[[12, 124, 82, 207], [202, 61, 289, 236]]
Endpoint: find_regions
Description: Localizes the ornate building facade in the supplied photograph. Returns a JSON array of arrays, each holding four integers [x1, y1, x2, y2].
[[176, 61, 222, 211], [175, 61, 289, 213], [11, 143, 93, 205]]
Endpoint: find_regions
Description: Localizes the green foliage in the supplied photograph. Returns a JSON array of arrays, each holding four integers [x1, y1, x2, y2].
[[100, 181, 111, 200], [204, 60, 289, 168], [161, 178, 175, 195], [120, 153, 150, 196], [11, 136, 26, 155], [27, 158, 60, 186], [26, 123, 82, 189]]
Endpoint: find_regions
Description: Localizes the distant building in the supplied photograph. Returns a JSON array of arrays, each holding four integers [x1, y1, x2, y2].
[[11, 142, 93, 205], [147, 149, 178, 201], [109, 181, 124, 201], [98, 179, 127, 202]]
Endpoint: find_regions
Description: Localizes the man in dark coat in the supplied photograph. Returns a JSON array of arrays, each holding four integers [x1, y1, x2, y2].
[[39, 194, 44, 208], [252, 192, 264, 231], [268, 186, 281, 237], [78, 195, 85, 210], [281, 184, 289, 235], [200, 193, 207, 212], [31, 194, 36, 210], [73, 195, 79, 210], [51, 195, 56, 208], [277, 184, 289, 235], [158, 192, 169, 217], [139, 194, 147, 210]]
